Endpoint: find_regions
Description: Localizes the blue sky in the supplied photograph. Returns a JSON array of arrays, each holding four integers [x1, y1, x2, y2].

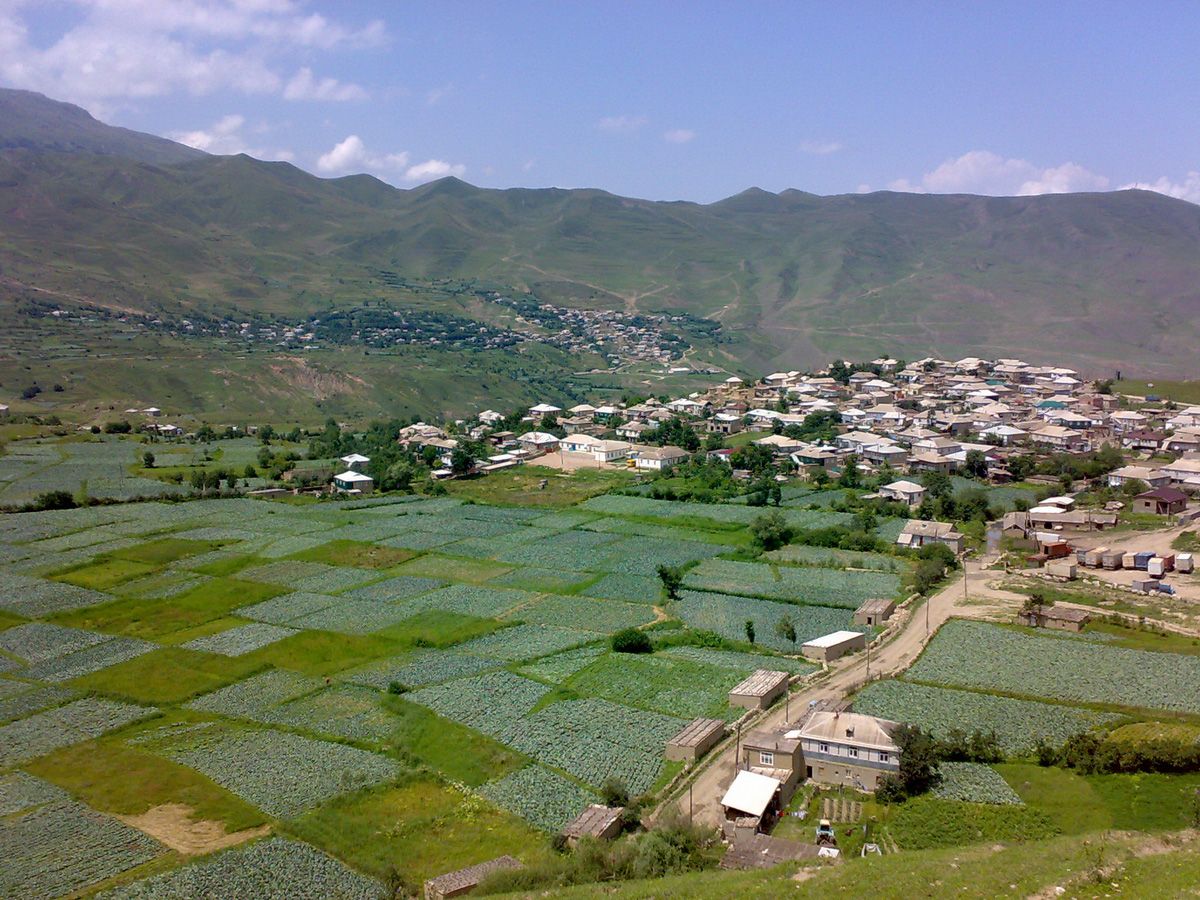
[[2, 1, 1198, 203]]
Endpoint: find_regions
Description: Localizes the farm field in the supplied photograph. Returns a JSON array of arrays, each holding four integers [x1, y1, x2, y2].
[[0, 487, 828, 894]]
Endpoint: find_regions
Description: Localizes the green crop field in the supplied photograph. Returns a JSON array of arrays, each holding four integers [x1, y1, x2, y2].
[[2, 456, 1196, 898]]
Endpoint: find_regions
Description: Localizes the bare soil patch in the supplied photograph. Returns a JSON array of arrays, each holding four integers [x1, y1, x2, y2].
[[118, 803, 271, 855]]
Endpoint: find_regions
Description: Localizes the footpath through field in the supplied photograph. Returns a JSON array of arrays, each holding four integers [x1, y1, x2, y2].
[[666, 562, 980, 828]]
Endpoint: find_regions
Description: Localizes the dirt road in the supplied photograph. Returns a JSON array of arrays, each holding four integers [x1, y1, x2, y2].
[[667, 563, 986, 828]]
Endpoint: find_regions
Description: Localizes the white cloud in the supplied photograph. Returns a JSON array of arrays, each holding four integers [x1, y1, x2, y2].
[[169, 113, 292, 160], [404, 159, 466, 182], [1122, 172, 1200, 205], [283, 67, 366, 102], [889, 150, 1109, 196], [597, 114, 648, 133], [799, 139, 843, 155], [425, 83, 454, 106], [316, 135, 408, 175], [662, 128, 695, 144], [0, 1, 383, 108]]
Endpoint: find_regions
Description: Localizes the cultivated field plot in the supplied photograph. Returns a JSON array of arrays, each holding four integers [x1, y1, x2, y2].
[[22, 634, 156, 682], [341, 575, 445, 602], [566, 652, 749, 719], [490, 566, 596, 593], [581, 494, 854, 530], [0, 771, 70, 815], [287, 599, 415, 634], [0, 439, 183, 506], [660, 646, 815, 675], [852, 680, 1123, 754], [101, 836, 383, 900], [683, 558, 901, 608], [0, 698, 158, 768], [455, 623, 596, 661], [149, 724, 399, 818], [494, 698, 684, 795], [236, 561, 381, 594], [517, 645, 607, 683], [909, 620, 1200, 714], [514, 594, 654, 634], [183, 623, 297, 657], [188, 669, 321, 720], [580, 573, 663, 604], [0, 621, 111, 663], [765, 544, 904, 572], [347, 649, 501, 690], [238, 592, 341, 626], [407, 671, 552, 735], [0, 683, 77, 725], [0, 573, 110, 617], [478, 765, 594, 833], [932, 762, 1024, 805], [398, 583, 531, 618], [0, 799, 165, 898], [674, 589, 861, 651]]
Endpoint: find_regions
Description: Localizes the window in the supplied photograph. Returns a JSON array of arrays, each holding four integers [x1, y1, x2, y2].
[[848, 747, 859, 759], [880, 752, 890, 763], [760, 751, 774, 767], [818, 742, 829, 753]]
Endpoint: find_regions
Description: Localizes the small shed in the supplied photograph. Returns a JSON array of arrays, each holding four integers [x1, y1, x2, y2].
[[1019, 605, 1091, 633], [801, 630, 867, 663], [720, 770, 782, 822], [728, 670, 790, 710], [561, 804, 624, 846], [424, 856, 523, 900], [853, 598, 896, 627], [666, 717, 726, 762], [1135, 486, 1188, 516]]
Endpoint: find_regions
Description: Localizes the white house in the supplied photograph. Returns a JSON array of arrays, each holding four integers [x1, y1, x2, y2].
[[339, 453, 370, 472], [879, 480, 926, 507], [478, 409, 504, 425], [633, 446, 689, 471], [517, 431, 560, 454], [333, 470, 374, 493]]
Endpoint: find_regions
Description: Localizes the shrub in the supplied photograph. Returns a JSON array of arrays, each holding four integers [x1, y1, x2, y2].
[[611, 628, 652, 654], [749, 509, 792, 551]]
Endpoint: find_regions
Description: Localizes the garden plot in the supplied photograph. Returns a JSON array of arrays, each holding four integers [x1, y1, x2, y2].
[[0, 698, 158, 768], [909, 620, 1200, 715], [0, 771, 70, 815], [399, 584, 531, 619], [933, 762, 1024, 805], [490, 531, 620, 571], [684, 558, 900, 608], [378, 530, 464, 551], [21, 635, 156, 682], [287, 600, 417, 635], [566, 652, 742, 719], [341, 575, 445, 602], [406, 671, 551, 736], [660, 646, 815, 675], [258, 534, 335, 559], [115, 570, 211, 600], [852, 680, 1122, 754], [456, 623, 596, 661], [675, 590, 860, 652], [347, 649, 501, 691], [580, 516, 732, 545], [188, 669, 321, 720], [100, 835, 382, 900], [0, 799, 165, 898], [581, 573, 663, 605], [0, 684, 77, 725], [183, 623, 297, 657], [490, 566, 596, 594], [152, 725, 399, 818], [0, 439, 182, 505], [262, 684, 397, 744], [517, 646, 606, 684], [238, 592, 339, 626], [237, 561, 380, 594], [0, 621, 112, 663], [596, 536, 725, 576], [478, 765, 593, 833], [513, 594, 654, 634], [581, 494, 854, 530], [766, 544, 904, 572], [393, 554, 514, 584], [494, 698, 685, 794], [0, 573, 110, 617]]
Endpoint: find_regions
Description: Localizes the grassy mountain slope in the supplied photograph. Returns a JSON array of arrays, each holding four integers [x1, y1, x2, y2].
[[3, 88, 1200, 379]]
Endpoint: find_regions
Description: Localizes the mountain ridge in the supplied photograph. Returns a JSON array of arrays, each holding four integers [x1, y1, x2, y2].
[[2, 87, 1199, 376]]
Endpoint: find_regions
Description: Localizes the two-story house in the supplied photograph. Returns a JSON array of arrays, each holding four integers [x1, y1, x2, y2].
[[796, 710, 901, 791]]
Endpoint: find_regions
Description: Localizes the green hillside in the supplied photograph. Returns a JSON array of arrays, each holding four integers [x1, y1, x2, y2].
[[3, 87, 1200, 420]]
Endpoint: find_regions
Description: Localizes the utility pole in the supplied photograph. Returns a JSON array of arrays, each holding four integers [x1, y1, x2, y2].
[[735, 722, 742, 772]]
